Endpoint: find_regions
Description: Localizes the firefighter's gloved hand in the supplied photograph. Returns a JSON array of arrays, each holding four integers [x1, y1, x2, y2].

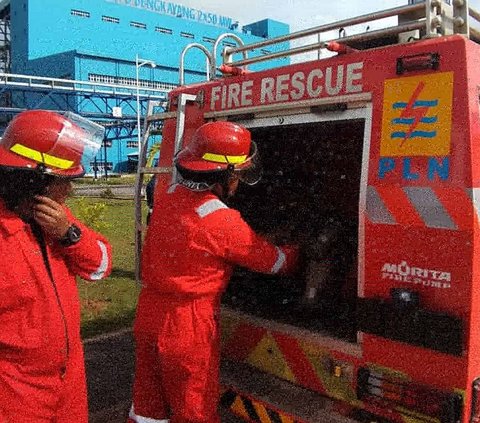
[[33, 196, 71, 240]]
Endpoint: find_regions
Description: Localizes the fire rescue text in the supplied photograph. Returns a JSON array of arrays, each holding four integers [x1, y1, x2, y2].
[[210, 62, 364, 110]]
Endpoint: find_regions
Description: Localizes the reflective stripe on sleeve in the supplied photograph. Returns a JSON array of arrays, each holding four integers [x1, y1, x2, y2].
[[129, 405, 169, 423], [196, 199, 228, 218], [271, 246, 286, 274], [89, 240, 109, 280]]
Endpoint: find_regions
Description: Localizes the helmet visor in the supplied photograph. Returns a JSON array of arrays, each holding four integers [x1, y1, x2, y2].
[[235, 141, 262, 185], [59, 112, 105, 164]]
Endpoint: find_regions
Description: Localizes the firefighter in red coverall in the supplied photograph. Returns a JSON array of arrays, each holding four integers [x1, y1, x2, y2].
[[129, 121, 299, 423], [0, 110, 112, 423]]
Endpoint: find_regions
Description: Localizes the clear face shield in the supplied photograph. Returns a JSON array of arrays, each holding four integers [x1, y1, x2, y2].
[[235, 141, 262, 185], [58, 112, 105, 165]]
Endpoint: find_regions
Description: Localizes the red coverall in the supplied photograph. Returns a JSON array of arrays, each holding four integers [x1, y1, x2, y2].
[[130, 184, 298, 423], [0, 201, 112, 423]]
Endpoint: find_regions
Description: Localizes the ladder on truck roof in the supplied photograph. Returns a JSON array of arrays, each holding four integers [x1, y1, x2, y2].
[[134, 0, 480, 284], [219, 0, 480, 70], [175, 1, 479, 85]]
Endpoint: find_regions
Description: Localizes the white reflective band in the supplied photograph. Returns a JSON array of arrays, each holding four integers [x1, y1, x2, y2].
[[404, 187, 457, 230], [90, 240, 109, 280], [129, 405, 169, 423], [196, 199, 228, 218], [366, 185, 460, 229], [366, 186, 396, 225], [468, 188, 480, 222], [167, 183, 177, 194], [271, 246, 286, 274]]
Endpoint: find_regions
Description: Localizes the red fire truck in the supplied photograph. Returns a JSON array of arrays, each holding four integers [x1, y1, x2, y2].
[[135, 1, 480, 421]]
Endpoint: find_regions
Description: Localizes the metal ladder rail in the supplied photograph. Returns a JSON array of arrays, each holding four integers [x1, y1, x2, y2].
[[134, 99, 170, 283], [134, 93, 199, 284], [179, 43, 213, 85], [211, 33, 248, 75], [223, 2, 424, 67], [227, 21, 428, 68], [223, 0, 471, 68], [170, 93, 199, 184], [469, 6, 480, 41], [179, 34, 248, 84]]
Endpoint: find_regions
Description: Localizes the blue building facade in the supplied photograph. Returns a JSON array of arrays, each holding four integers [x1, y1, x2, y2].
[[6, 0, 290, 173]]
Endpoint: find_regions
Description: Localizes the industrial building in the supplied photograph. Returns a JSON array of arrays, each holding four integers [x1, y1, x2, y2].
[[0, 0, 290, 174]]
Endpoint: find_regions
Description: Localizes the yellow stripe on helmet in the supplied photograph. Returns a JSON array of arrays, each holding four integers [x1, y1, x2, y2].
[[10, 143, 74, 169], [202, 152, 247, 164]]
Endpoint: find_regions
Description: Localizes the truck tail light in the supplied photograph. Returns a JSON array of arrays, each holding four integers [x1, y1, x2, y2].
[[357, 368, 462, 423], [470, 378, 480, 423], [396, 52, 440, 74]]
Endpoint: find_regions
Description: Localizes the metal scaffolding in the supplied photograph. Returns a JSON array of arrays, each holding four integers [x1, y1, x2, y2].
[[0, 72, 171, 141]]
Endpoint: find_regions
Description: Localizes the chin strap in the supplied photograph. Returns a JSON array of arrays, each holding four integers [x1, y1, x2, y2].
[[177, 165, 236, 201], [178, 177, 212, 192]]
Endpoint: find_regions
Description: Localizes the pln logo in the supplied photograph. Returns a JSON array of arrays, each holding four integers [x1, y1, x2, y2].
[[380, 72, 453, 157]]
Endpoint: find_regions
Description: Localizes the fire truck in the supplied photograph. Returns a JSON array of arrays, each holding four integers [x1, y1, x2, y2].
[[134, 0, 480, 421]]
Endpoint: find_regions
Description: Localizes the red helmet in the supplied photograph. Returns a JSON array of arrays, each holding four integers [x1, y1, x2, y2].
[[0, 110, 104, 177], [175, 121, 261, 185]]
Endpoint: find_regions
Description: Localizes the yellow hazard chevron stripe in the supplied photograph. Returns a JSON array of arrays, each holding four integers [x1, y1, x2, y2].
[[221, 389, 304, 423], [221, 316, 358, 404]]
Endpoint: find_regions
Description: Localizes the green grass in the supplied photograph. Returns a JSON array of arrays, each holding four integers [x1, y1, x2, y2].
[[68, 197, 141, 339]]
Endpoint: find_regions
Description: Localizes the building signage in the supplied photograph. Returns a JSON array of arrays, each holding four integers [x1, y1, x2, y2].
[[105, 0, 233, 29], [210, 62, 364, 110]]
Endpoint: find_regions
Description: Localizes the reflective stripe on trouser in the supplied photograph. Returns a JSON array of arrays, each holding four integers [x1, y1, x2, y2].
[[132, 298, 221, 423], [128, 405, 169, 423]]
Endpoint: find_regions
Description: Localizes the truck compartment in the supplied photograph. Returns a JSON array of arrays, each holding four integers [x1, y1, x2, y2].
[[222, 118, 365, 342]]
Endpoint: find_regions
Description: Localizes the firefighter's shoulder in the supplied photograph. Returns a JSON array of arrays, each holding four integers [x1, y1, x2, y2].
[[195, 198, 233, 220], [194, 198, 244, 229]]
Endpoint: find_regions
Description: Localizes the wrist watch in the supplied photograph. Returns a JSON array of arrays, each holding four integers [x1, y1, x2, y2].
[[59, 224, 82, 247]]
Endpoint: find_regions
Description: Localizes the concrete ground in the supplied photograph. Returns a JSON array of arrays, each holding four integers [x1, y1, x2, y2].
[[84, 329, 244, 423]]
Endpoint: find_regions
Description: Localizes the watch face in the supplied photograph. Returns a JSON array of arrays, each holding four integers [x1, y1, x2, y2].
[[69, 224, 82, 241], [61, 224, 82, 246]]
